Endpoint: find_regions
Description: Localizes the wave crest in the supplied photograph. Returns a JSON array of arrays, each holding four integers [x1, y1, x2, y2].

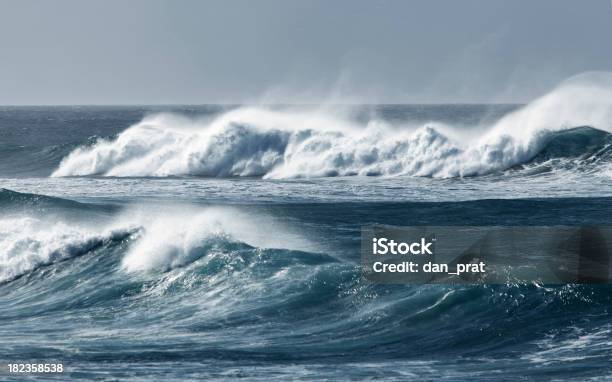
[[121, 206, 318, 272], [0, 216, 135, 283], [52, 73, 612, 179]]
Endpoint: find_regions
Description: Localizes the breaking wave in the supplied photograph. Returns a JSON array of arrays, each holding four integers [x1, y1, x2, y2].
[[51, 73, 612, 179], [0, 215, 136, 283], [2, 189, 612, 381], [0, 189, 318, 282]]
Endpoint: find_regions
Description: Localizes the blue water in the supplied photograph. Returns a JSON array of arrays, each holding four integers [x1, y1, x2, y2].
[[1, 104, 611, 381]]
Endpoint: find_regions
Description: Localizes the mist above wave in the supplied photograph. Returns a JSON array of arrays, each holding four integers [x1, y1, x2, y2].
[[0, 191, 318, 281], [52, 72, 612, 179], [120, 206, 317, 272]]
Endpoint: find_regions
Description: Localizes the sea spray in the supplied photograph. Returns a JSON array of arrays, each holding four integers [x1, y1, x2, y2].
[[51, 73, 612, 179]]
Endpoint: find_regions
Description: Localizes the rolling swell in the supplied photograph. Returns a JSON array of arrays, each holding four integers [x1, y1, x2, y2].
[[3, 230, 611, 366], [1, 189, 612, 379]]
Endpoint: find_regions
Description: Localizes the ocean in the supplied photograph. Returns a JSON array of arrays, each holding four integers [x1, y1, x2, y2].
[[1, 94, 612, 379]]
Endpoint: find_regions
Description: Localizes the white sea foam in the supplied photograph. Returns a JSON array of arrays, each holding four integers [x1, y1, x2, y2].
[[51, 72, 612, 179], [0, 217, 134, 283], [120, 206, 316, 272], [0, 205, 315, 279]]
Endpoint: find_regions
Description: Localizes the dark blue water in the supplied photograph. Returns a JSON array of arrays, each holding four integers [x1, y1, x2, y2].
[[1, 105, 611, 381]]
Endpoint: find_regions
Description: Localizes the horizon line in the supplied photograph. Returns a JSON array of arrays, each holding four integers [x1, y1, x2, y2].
[[0, 102, 525, 107]]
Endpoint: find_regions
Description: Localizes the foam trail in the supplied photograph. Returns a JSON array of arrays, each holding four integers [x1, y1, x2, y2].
[[52, 72, 612, 179]]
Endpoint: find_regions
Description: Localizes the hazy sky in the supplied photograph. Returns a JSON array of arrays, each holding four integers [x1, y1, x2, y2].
[[1, 0, 611, 104]]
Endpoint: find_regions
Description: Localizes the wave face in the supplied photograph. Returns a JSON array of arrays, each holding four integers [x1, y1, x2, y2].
[[2, 190, 612, 380], [51, 73, 612, 178]]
